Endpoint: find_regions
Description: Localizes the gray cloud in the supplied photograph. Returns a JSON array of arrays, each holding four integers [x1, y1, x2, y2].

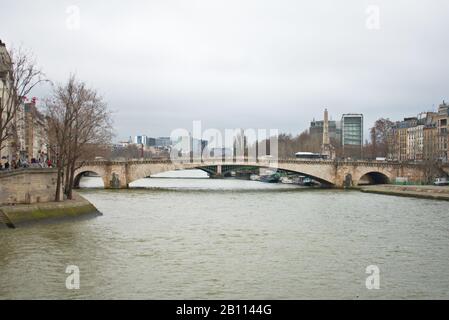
[[1, 0, 449, 141]]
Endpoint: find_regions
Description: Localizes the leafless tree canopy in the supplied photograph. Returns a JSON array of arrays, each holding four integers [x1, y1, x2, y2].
[[45, 75, 113, 200], [254, 131, 342, 159], [0, 47, 47, 151], [363, 118, 394, 159]]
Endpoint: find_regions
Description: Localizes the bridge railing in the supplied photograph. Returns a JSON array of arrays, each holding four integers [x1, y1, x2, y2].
[[77, 157, 423, 167]]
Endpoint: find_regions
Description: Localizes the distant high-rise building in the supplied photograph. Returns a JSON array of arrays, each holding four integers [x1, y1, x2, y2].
[[134, 135, 158, 147], [146, 137, 156, 147], [309, 118, 341, 143], [155, 137, 171, 148], [341, 114, 363, 159], [134, 135, 147, 145]]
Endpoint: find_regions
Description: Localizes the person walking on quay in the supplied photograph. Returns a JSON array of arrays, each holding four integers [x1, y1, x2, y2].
[[21, 158, 29, 168], [1, 156, 7, 170], [31, 158, 40, 168]]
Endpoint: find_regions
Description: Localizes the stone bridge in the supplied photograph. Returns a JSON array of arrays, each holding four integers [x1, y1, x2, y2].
[[74, 158, 428, 188]]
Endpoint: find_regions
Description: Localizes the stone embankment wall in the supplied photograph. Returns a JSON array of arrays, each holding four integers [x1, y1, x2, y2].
[[0, 170, 100, 228], [0, 191, 101, 229], [0, 168, 61, 205], [360, 184, 449, 201]]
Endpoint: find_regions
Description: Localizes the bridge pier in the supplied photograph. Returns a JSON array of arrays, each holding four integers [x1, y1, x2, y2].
[[104, 166, 130, 189], [107, 172, 127, 188], [213, 165, 223, 178]]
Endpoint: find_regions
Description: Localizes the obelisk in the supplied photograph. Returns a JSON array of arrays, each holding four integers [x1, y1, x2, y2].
[[321, 108, 334, 159], [323, 108, 330, 146]]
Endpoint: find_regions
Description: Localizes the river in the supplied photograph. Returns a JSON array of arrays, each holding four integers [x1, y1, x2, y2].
[[1, 170, 448, 299]]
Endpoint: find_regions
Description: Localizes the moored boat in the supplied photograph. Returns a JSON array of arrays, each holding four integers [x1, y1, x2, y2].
[[260, 173, 281, 183]]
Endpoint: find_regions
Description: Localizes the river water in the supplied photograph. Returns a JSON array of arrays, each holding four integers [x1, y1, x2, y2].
[[1, 170, 449, 299]]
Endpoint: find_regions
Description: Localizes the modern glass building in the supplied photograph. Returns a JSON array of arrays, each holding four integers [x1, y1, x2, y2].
[[341, 114, 363, 159], [155, 137, 172, 148], [134, 135, 148, 145], [309, 119, 342, 143]]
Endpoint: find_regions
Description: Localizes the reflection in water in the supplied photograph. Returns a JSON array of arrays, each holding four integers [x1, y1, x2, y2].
[[81, 170, 307, 190], [1, 175, 449, 299], [150, 169, 209, 178]]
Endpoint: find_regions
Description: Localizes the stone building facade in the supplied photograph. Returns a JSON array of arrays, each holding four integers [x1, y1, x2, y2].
[[387, 105, 448, 162], [0, 41, 47, 164], [0, 39, 14, 161], [436, 102, 449, 161]]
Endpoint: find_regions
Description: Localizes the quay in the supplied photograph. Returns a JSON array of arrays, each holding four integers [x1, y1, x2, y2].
[[0, 191, 100, 229], [0, 168, 101, 229], [359, 184, 449, 201]]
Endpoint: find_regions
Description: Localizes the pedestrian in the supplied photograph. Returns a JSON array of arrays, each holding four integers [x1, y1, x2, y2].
[[1, 156, 7, 170]]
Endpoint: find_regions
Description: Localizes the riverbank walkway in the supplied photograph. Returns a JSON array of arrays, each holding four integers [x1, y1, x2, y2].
[[360, 184, 449, 201]]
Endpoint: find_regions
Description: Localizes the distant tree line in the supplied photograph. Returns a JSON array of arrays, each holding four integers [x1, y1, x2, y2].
[[106, 144, 170, 160]]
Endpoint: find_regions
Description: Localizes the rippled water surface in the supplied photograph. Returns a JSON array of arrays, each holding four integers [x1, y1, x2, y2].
[[1, 173, 449, 299]]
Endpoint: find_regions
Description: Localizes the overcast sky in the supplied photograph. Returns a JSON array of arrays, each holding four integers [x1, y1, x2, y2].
[[1, 0, 449, 141]]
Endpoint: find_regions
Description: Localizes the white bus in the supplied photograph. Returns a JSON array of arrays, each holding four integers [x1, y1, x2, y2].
[[295, 152, 327, 160]]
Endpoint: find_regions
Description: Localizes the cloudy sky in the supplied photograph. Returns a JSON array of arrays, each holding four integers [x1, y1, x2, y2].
[[1, 0, 449, 141]]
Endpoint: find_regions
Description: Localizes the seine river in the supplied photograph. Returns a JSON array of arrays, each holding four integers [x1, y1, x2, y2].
[[1, 170, 449, 299]]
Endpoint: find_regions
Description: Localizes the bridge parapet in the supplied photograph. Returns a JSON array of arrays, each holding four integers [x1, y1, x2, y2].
[[79, 158, 425, 166]]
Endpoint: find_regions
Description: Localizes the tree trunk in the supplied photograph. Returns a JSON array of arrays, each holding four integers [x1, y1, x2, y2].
[[55, 158, 64, 202], [64, 164, 69, 196], [67, 161, 76, 200]]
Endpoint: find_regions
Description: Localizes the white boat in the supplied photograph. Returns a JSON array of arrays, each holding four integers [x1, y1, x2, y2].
[[280, 177, 294, 184], [250, 174, 260, 181]]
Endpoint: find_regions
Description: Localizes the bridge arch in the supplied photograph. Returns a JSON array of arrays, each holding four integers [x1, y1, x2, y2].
[[357, 171, 390, 185], [353, 166, 396, 186], [275, 162, 336, 185], [74, 165, 110, 188], [126, 162, 337, 186], [74, 170, 106, 188], [127, 162, 197, 184], [195, 163, 336, 186]]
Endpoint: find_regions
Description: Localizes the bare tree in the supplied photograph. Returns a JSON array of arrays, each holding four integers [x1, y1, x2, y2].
[[0, 46, 47, 155], [46, 75, 113, 201], [421, 160, 444, 184], [369, 118, 394, 158]]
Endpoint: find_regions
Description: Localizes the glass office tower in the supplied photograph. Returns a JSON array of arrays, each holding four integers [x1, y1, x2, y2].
[[341, 114, 363, 159]]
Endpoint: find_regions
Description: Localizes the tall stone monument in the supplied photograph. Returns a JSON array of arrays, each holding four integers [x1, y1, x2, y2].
[[321, 108, 335, 160]]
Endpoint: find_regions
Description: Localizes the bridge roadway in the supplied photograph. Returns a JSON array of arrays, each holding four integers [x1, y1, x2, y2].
[[74, 158, 427, 189]]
